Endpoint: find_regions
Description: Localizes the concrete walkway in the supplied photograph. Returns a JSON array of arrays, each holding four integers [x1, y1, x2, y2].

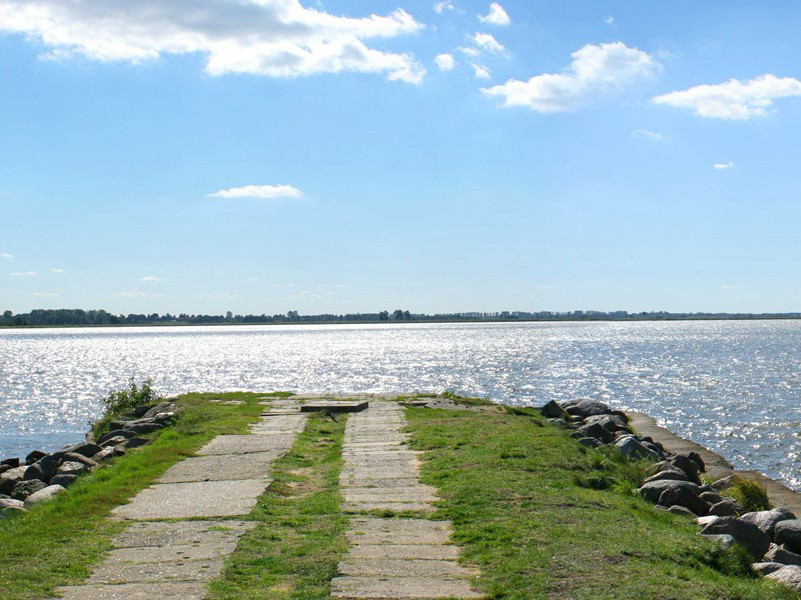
[[331, 399, 483, 599], [54, 398, 306, 599]]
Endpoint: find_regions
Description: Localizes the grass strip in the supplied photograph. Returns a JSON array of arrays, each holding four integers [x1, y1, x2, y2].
[[406, 404, 796, 600], [0, 391, 283, 599], [207, 411, 349, 599]]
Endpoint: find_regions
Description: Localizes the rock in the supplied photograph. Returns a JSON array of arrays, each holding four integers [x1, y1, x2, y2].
[[577, 423, 615, 444], [60, 452, 100, 470], [546, 418, 570, 429], [97, 429, 137, 445], [688, 451, 706, 473], [124, 437, 150, 449], [50, 474, 79, 488], [101, 436, 130, 448], [667, 505, 697, 517], [11, 479, 47, 501], [670, 455, 702, 485], [700, 491, 724, 505], [641, 441, 665, 461], [583, 414, 629, 433], [52, 442, 102, 461], [617, 436, 660, 461], [127, 403, 158, 418], [91, 446, 123, 462], [610, 410, 629, 423], [541, 400, 568, 419], [708, 500, 740, 517], [0, 498, 24, 511], [0, 466, 27, 495], [122, 422, 164, 435], [142, 401, 175, 419], [23, 455, 58, 482], [700, 533, 736, 548], [565, 399, 611, 418], [697, 515, 720, 527], [658, 485, 709, 516], [56, 461, 88, 477], [764, 543, 801, 567], [775, 520, 801, 554], [577, 437, 602, 448], [1, 458, 20, 468], [643, 470, 688, 485], [639, 479, 701, 504], [1, 506, 26, 518], [752, 562, 785, 576], [711, 475, 736, 492], [742, 508, 796, 538], [23, 484, 65, 508], [766, 565, 801, 591], [0, 464, 10, 475], [25, 450, 46, 465], [700, 516, 771, 560]]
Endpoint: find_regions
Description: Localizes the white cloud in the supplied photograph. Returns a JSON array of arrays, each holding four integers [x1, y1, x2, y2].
[[478, 3, 510, 26], [208, 184, 303, 199], [605, 16, 615, 25], [1, 253, 12, 259], [472, 32, 505, 54], [433, 1, 455, 14], [33, 292, 59, 297], [51, 268, 66, 273], [457, 46, 480, 57], [631, 128, 670, 142], [470, 62, 491, 80], [714, 162, 734, 170], [140, 275, 163, 282], [10, 271, 37, 277], [482, 42, 658, 112], [651, 74, 801, 120], [434, 53, 455, 71], [0, 0, 426, 84]]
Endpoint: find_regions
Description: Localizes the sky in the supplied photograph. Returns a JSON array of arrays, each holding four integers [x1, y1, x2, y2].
[[2, 1, 801, 315]]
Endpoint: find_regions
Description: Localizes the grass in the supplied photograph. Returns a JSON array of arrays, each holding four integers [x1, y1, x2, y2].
[[405, 403, 796, 599], [0, 391, 282, 599], [729, 476, 772, 513], [207, 411, 349, 599]]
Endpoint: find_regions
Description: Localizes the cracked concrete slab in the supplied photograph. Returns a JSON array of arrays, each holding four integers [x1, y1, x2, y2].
[[103, 541, 238, 564], [112, 520, 256, 547], [197, 434, 296, 455], [86, 558, 223, 584], [330, 576, 483, 599], [54, 583, 208, 599], [156, 452, 278, 483]]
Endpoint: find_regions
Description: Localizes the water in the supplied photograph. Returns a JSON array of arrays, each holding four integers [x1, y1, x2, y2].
[[3, 320, 801, 489]]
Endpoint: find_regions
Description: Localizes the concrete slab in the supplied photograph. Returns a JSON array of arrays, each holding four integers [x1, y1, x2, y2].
[[113, 520, 256, 547], [348, 518, 451, 533], [197, 434, 295, 455], [86, 558, 222, 584], [54, 583, 207, 599], [346, 529, 452, 545], [347, 544, 460, 560], [338, 558, 474, 578], [112, 479, 268, 519], [343, 501, 434, 513], [104, 541, 238, 564], [157, 452, 278, 483], [330, 576, 483, 599]]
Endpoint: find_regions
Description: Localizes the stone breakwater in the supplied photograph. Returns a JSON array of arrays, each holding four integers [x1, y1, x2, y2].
[[543, 398, 801, 594], [0, 400, 178, 518]]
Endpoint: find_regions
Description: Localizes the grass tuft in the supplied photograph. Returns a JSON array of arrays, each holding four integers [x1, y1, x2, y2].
[[728, 476, 771, 512]]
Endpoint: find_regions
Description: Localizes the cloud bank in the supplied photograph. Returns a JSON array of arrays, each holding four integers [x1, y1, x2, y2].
[[0, 0, 426, 83], [481, 42, 658, 112], [208, 184, 303, 199], [652, 74, 801, 120]]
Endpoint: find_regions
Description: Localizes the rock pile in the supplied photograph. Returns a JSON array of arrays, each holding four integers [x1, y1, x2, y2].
[[542, 398, 801, 594], [0, 400, 177, 519]]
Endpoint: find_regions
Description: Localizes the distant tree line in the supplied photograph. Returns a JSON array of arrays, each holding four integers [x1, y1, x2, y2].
[[3, 308, 801, 327]]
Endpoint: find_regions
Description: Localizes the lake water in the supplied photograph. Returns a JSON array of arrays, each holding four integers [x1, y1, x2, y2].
[[3, 321, 801, 489]]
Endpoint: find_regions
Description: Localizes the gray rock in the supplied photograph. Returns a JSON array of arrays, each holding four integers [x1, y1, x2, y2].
[[617, 436, 660, 461], [700, 516, 771, 559], [50, 474, 79, 488], [639, 479, 701, 503], [577, 423, 615, 444], [670, 454, 702, 485], [699, 491, 724, 505], [25, 450, 46, 465], [766, 565, 801, 591], [546, 418, 570, 429], [0, 498, 24, 511], [92, 446, 123, 462], [540, 400, 568, 419], [11, 479, 47, 500], [577, 437, 601, 448], [101, 436, 130, 448], [123, 422, 164, 435], [752, 562, 785, 576], [124, 437, 150, 449], [700, 533, 736, 548], [643, 470, 688, 485], [742, 508, 796, 538], [142, 402, 176, 419], [23, 455, 58, 482], [0, 466, 27, 495], [667, 505, 697, 517], [764, 543, 801, 567], [0, 464, 10, 476], [775, 520, 801, 554], [97, 429, 137, 445], [24, 484, 66, 508], [61, 452, 100, 470], [565, 399, 611, 418], [1, 458, 20, 468], [641, 441, 665, 461], [658, 486, 709, 516], [583, 414, 629, 433], [708, 499, 740, 517], [711, 475, 736, 491], [52, 442, 102, 461], [688, 451, 706, 473], [57, 461, 88, 477]]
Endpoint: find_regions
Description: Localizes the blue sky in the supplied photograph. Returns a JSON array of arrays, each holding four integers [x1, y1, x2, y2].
[[2, 0, 801, 315]]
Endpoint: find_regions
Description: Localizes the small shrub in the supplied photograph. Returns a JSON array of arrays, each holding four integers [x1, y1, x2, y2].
[[91, 378, 158, 437], [728, 476, 770, 512]]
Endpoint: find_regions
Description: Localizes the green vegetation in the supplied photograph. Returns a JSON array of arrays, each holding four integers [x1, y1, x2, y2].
[[0, 391, 275, 600], [207, 412, 349, 599], [729, 476, 772, 513], [91, 377, 156, 437], [405, 403, 795, 599]]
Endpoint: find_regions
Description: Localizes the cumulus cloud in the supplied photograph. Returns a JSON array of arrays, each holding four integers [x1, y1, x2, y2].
[[10, 271, 37, 277], [434, 53, 455, 71], [714, 162, 734, 170], [482, 41, 658, 112], [0, 0, 426, 83], [140, 275, 163, 282], [1, 252, 12, 259], [51, 268, 66, 273], [478, 3, 510, 26], [651, 74, 801, 120], [470, 62, 491, 80], [632, 128, 670, 142], [472, 32, 505, 54], [208, 184, 303, 199], [433, 1, 455, 14], [457, 45, 480, 57]]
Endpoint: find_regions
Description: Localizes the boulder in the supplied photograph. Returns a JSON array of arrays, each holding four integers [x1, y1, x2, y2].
[[142, 401, 175, 419], [122, 422, 164, 435], [667, 505, 697, 518], [700, 516, 771, 560], [0, 498, 24, 511], [97, 429, 137, 445], [764, 543, 801, 567], [1, 458, 20, 468], [641, 441, 665, 461], [124, 437, 150, 449], [766, 565, 801, 592], [699, 491, 724, 505], [670, 455, 702, 485], [541, 400, 568, 419], [52, 442, 102, 461], [23, 455, 58, 482], [583, 414, 629, 433], [100, 436, 130, 448], [775, 520, 801, 554], [617, 436, 660, 461], [700, 533, 736, 548], [742, 508, 796, 538], [56, 461, 88, 477], [11, 479, 47, 501], [639, 479, 701, 504], [752, 562, 785, 576], [25, 450, 46, 465], [60, 452, 99, 470], [565, 399, 611, 418], [711, 475, 736, 492], [658, 486, 709, 516], [577, 423, 615, 444], [610, 410, 629, 423], [688, 451, 706, 473], [0, 466, 27, 495], [0, 464, 10, 476], [547, 418, 570, 429], [577, 437, 601, 448], [23, 485, 65, 508], [643, 470, 687, 485], [697, 515, 720, 527], [708, 500, 740, 517], [50, 474, 79, 488], [127, 403, 158, 418], [93, 446, 124, 462]]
